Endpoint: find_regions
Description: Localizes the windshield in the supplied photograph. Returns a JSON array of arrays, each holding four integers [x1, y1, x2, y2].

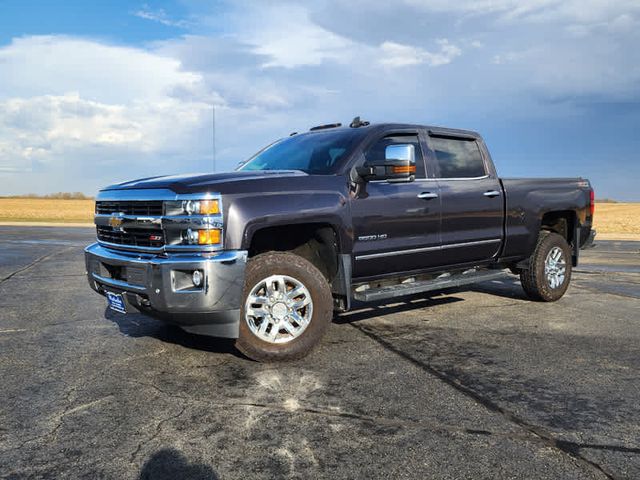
[[238, 129, 365, 174]]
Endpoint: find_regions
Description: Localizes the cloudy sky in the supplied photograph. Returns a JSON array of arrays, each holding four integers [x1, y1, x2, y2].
[[0, 0, 638, 199]]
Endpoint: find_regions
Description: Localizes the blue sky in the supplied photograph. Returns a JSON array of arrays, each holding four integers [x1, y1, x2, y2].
[[0, 0, 638, 200]]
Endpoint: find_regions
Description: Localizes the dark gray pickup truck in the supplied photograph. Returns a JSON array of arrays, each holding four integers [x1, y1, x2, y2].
[[85, 119, 595, 361]]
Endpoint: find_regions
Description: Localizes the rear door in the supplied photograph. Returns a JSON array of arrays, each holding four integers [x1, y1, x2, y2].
[[350, 130, 441, 278], [427, 133, 504, 265]]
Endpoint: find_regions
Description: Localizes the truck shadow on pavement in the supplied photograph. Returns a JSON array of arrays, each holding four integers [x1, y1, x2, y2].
[[102, 277, 528, 358], [138, 448, 219, 480], [335, 294, 464, 324], [103, 308, 245, 358], [467, 276, 530, 300]]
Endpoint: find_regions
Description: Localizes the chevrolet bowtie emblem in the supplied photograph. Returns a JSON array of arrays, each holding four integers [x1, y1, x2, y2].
[[109, 213, 125, 230]]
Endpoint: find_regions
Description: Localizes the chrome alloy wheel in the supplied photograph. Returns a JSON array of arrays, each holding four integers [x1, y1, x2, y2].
[[544, 246, 566, 289], [244, 274, 313, 344]]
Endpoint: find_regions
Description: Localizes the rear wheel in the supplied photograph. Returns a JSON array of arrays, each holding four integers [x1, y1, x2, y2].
[[235, 251, 333, 362], [520, 231, 572, 301]]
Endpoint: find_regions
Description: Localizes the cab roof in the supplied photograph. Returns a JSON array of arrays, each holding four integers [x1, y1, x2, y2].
[[306, 121, 481, 140]]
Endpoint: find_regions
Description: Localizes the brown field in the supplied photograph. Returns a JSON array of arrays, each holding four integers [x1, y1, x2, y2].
[[0, 198, 94, 223], [592, 203, 640, 234], [0, 199, 638, 235]]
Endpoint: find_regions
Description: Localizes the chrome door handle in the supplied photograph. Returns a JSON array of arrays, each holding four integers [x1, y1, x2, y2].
[[418, 192, 439, 200], [483, 190, 501, 198]]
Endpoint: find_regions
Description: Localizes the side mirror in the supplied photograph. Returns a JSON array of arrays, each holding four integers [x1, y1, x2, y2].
[[357, 144, 416, 182]]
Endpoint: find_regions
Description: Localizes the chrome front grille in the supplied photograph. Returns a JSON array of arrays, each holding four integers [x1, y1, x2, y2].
[[94, 189, 223, 253], [96, 226, 165, 248], [96, 201, 163, 216]]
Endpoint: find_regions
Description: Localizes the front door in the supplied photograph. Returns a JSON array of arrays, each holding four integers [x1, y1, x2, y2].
[[351, 132, 441, 279], [427, 133, 504, 265]]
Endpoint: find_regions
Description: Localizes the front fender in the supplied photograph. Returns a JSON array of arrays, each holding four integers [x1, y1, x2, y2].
[[224, 190, 353, 253]]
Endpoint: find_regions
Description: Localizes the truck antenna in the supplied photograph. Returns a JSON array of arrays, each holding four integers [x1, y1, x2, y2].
[[212, 104, 216, 172]]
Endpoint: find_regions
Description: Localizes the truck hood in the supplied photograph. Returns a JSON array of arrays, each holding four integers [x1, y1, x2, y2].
[[101, 170, 308, 194]]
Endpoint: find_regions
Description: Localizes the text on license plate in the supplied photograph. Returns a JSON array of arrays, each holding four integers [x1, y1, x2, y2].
[[106, 291, 126, 314]]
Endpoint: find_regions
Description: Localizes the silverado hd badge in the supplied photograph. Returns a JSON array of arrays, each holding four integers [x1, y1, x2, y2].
[[358, 234, 388, 241]]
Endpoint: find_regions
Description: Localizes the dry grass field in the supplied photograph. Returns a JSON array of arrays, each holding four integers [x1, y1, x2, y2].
[[0, 199, 638, 234], [592, 203, 640, 234], [0, 198, 94, 223]]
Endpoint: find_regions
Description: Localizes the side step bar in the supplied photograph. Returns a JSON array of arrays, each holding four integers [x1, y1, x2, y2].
[[352, 269, 509, 302]]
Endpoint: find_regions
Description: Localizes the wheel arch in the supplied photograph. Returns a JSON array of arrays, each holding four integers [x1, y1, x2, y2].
[[245, 222, 352, 309], [540, 210, 577, 245]]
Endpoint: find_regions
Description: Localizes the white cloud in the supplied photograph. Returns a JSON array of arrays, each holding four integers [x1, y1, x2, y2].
[[215, 3, 466, 70], [0, 91, 213, 176], [565, 13, 639, 37], [133, 5, 190, 28], [0, 36, 219, 192], [341, 0, 640, 101], [379, 39, 461, 67], [0, 36, 204, 103], [0, 33, 332, 194], [491, 51, 524, 65], [403, 0, 640, 25], [2, 92, 206, 150], [239, 4, 354, 68]]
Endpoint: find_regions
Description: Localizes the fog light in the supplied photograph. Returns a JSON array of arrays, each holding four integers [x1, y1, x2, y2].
[[192, 270, 203, 287], [198, 228, 221, 245], [184, 228, 222, 245]]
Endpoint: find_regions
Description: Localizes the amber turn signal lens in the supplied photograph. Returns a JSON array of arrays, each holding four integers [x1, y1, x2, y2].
[[198, 228, 221, 245], [199, 199, 220, 215], [391, 165, 416, 174]]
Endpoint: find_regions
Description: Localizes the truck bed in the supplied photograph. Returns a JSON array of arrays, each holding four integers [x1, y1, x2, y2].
[[500, 177, 593, 260]]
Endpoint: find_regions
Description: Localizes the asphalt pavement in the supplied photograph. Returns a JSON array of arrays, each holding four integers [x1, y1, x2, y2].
[[0, 226, 639, 479]]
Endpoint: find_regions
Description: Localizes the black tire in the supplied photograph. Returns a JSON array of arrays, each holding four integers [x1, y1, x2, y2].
[[520, 231, 572, 302], [235, 251, 333, 362]]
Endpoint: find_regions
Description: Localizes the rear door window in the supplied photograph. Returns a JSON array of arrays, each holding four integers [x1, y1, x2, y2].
[[429, 136, 486, 178]]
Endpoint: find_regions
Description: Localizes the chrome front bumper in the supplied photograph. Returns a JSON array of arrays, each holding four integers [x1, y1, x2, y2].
[[85, 243, 248, 338]]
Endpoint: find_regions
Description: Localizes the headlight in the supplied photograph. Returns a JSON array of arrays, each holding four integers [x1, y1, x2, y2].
[[163, 195, 223, 250], [182, 199, 220, 215]]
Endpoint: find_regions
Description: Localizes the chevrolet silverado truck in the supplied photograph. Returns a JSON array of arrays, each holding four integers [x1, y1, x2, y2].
[[85, 118, 595, 361]]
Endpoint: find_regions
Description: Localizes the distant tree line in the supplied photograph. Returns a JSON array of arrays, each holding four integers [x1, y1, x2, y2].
[[0, 192, 93, 200]]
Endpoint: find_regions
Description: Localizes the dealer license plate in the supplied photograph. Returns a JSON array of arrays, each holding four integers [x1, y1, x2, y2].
[[105, 291, 127, 314]]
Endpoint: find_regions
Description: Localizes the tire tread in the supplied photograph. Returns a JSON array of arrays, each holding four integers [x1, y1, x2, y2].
[[520, 231, 572, 302], [235, 251, 333, 362]]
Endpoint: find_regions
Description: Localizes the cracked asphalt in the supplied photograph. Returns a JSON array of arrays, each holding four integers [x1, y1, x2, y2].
[[1, 226, 639, 479]]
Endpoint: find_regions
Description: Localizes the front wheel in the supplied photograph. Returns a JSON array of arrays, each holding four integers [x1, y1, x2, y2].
[[520, 231, 572, 302], [235, 252, 333, 362]]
